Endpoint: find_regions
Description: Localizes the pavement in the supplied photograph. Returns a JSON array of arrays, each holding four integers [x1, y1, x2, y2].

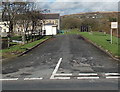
[[1, 34, 120, 90]]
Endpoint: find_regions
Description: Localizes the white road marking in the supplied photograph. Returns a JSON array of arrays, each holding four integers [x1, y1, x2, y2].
[[24, 77, 43, 80], [78, 73, 98, 76], [106, 76, 120, 79], [52, 58, 62, 74], [105, 73, 120, 79], [50, 58, 62, 79], [1, 72, 119, 81], [0, 78, 18, 81], [105, 73, 120, 75], [54, 73, 72, 76], [53, 77, 70, 79], [77, 77, 99, 79]]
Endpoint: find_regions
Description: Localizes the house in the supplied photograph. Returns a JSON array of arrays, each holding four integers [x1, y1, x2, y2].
[[0, 21, 9, 37], [0, 13, 60, 36], [0, 10, 10, 37], [13, 21, 33, 36], [13, 20, 43, 36], [42, 13, 60, 35], [42, 24, 58, 35]]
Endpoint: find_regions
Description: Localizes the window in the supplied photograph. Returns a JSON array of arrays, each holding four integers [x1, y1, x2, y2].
[[4, 29, 6, 32]]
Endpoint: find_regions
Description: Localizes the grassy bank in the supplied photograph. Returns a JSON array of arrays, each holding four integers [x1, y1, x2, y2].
[[1, 36, 51, 59], [79, 32, 119, 57]]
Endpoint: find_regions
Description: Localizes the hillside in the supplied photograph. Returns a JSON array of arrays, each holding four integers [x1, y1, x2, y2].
[[61, 11, 119, 37]]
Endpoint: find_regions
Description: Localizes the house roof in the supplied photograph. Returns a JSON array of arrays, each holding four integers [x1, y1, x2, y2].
[[43, 13, 60, 19]]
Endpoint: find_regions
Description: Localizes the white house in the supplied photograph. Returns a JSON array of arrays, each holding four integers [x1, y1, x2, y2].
[[42, 13, 60, 35], [42, 24, 57, 35], [0, 21, 9, 37]]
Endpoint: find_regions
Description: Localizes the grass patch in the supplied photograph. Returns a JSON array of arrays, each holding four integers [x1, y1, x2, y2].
[[1, 36, 51, 59], [79, 32, 119, 57]]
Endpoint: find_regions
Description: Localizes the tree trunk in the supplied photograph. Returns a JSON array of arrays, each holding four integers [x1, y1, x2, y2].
[[7, 21, 13, 47]]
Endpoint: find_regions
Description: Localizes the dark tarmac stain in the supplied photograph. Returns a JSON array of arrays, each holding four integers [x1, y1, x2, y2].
[[25, 65, 32, 67], [20, 73, 32, 76], [5, 75, 11, 77], [2, 68, 19, 74], [61, 71, 65, 73], [92, 67, 118, 72], [77, 36, 85, 40], [50, 65, 55, 68], [73, 69, 80, 71]]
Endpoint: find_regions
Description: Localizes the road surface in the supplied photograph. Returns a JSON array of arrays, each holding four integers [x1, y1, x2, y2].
[[1, 34, 120, 90]]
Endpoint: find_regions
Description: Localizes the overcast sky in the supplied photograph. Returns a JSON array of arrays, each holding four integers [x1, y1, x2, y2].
[[33, 0, 119, 15], [3, 0, 120, 15]]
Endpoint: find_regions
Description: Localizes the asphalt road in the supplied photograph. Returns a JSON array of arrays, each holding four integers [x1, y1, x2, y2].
[[1, 34, 120, 90]]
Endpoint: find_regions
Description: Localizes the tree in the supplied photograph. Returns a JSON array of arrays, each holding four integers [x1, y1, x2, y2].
[[109, 17, 117, 22], [80, 18, 99, 31], [61, 17, 81, 29], [2, 1, 50, 45], [2, 2, 29, 46]]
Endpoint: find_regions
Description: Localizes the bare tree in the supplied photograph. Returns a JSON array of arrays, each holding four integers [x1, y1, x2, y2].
[[2, 2, 28, 46], [2, 1, 50, 46]]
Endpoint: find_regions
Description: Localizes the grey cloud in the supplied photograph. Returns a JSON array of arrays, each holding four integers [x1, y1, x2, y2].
[[36, 2, 118, 15]]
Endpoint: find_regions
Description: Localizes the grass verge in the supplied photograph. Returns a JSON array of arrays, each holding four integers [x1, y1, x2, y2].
[[79, 32, 119, 57], [1, 36, 51, 59]]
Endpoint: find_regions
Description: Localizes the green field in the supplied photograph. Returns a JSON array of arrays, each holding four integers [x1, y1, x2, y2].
[[1, 36, 51, 59], [63, 29, 119, 57]]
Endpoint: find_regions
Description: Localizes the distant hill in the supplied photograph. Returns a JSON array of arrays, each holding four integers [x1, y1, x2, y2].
[[61, 11, 119, 37], [61, 11, 119, 18]]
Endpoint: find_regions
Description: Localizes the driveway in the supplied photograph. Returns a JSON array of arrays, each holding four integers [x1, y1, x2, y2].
[[2, 34, 119, 90]]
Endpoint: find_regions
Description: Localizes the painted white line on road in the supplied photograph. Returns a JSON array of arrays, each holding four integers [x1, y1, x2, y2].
[[24, 77, 43, 80], [54, 77, 70, 79], [52, 58, 62, 74], [77, 77, 99, 79], [106, 76, 120, 79], [78, 73, 98, 76], [105, 73, 120, 75], [50, 58, 62, 79], [54, 73, 72, 76], [0, 78, 18, 81]]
